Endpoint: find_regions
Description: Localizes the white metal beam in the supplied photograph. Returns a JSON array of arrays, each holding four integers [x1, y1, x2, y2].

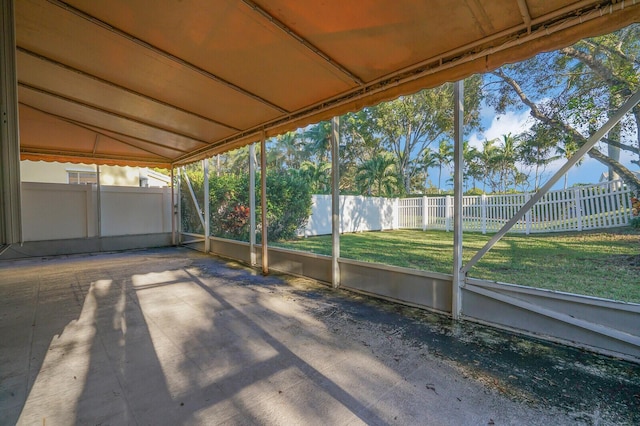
[[249, 143, 257, 266], [331, 116, 340, 288], [170, 166, 175, 245], [261, 132, 269, 275], [452, 80, 464, 319], [203, 158, 210, 253], [176, 167, 183, 244], [96, 164, 102, 237]]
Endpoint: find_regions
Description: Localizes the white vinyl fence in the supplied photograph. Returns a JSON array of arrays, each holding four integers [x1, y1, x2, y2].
[[21, 182, 173, 241], [301, 194, 397, 236], [398, 180, 634, 234]]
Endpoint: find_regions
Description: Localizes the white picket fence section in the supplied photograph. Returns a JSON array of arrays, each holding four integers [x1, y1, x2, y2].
[[397, 180, 634, 234]]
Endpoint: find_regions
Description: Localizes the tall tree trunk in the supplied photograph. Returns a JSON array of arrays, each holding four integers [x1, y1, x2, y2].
[[607, 93, 622, 181], [588, 147, 640, 191], [404, 124, 412, 194]]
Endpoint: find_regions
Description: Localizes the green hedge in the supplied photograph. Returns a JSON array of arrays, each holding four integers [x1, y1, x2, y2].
[[180, 168, 312, 242]]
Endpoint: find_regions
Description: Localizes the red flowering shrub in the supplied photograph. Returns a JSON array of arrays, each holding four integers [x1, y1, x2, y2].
[[220, 205, 250, 235]]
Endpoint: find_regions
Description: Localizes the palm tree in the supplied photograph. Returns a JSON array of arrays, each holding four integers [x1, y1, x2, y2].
[[420, 149, 438, 193], [519, 124, 562, 191], [478, 139, 498, 193], [556, 139, 583, 189], [299, 160, 331, 194], [497, 133, 518, 192], [462, 141, 480, 192], [303, 122, 332, 163], [433, 140, 453, 193], [219, 146, 250, 174], [355, 153, 398, 197], [271, 132, 301, 169]]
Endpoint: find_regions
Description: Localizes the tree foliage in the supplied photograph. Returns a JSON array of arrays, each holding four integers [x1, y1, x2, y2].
[[355, 152, 398, 197], [487, 24, 640, 190], [261, 169, 313, 241], [179, 157, 312, 242], [366, 76, 483, 193]]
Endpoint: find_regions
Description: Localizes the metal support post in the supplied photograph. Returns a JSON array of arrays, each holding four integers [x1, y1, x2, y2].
[[203, 158, 210, 253], [0, 0, 21, 245], [331, 116, 340, 288], [452, 80, 464, 319], [249, 143, 257, 266], [176, 167, 182, 244], [96, 165, 102, 237], [170, 167, 175, 245], [462, 88, 640, 275], [261, 132, 269, 275]]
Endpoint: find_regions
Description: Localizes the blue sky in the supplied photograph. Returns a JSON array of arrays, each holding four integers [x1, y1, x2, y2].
[[435, 105, 638, 192]]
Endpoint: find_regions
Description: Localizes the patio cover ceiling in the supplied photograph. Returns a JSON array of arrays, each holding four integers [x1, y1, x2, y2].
[[14, 0, 640, 168]]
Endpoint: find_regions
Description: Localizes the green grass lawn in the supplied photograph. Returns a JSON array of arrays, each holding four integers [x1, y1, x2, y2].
[[273, 228, 640, 303]]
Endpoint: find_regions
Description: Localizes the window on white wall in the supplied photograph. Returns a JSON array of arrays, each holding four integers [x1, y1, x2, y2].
[[67, 171, 97, 185]]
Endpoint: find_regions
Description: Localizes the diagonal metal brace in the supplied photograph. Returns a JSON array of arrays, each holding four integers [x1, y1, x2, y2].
[[462, 88, 640, 275], [183, 171, 206, 230]]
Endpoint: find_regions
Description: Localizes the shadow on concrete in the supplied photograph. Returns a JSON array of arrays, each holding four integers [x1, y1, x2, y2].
[[2, 247, 638, 425], [2, 249, 390, 424], [3, 255, 190, 425], [280, 279, 640, 425]]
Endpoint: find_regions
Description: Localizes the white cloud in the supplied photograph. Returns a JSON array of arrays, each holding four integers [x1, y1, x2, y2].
[[468, 110, 533, 148], [460, 104, 639, 188]]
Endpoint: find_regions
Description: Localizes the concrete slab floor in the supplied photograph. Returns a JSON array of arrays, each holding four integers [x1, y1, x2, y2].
[[0, 247, 638, 425]]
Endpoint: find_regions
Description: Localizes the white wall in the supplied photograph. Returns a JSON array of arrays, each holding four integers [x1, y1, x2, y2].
[[99, 165, 142, 186], [20, 160, 162, 187], [301, 195, 397, 236], [101, 186, 172, 236], [22, 183, 97, 240], [21, 182, 172, 241], [20, 161, 95, 184]]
